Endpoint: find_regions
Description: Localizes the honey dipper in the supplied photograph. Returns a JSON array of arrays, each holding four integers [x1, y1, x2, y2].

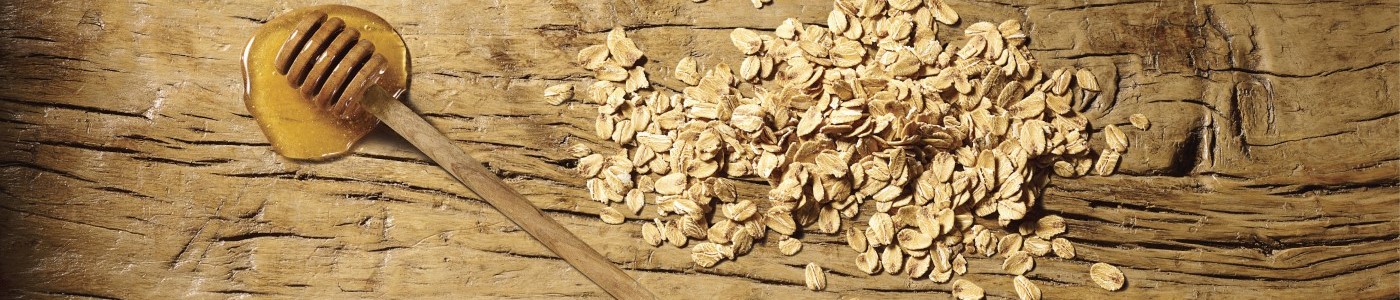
[[241, 6, 654, 299]]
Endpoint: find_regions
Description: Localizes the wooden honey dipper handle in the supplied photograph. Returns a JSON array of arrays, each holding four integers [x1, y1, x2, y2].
[[358, 86, 655, 300]]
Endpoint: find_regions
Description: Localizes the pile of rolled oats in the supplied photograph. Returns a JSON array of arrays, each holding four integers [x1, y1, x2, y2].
[[549, 0, 1144, 297]]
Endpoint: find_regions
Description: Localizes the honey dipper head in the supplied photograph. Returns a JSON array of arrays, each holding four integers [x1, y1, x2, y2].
[[242, 5, 409, 160]]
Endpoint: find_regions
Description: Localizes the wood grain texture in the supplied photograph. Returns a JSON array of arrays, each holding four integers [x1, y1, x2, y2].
[[358, 85, 654, 299], [0, 0, 1396, 299]]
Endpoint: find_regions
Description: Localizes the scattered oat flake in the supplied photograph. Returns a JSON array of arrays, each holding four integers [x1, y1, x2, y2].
[[542, 83, 574, 105], [881, 245, 905, 274], [576, 45, 609, 70], [730, 28, 763, 55], [606, 27, 644, 67], [1104, 124, 1129, 152], [1090, 262, 1126, 291], [1002, 250, 1034, 275], [846, 227, 869, 253], [1130, 113, 1151, 130], [642, 222, 663, 246], [599, 207, 625, 225], [856, 248, 880, 275], [567, 144, 592, 158], [1023, 236, 1052, 257], [1051, 237, 1076, 259], [804, 263, 827, 291], [1013, 275, 1042, 300], [779, 236, 803, 256], [1095, 150, 1121, 176], [1034, 215, 1067, 239], [624, 189, 645, 215], [951, 279, 984, 300], [691, 242, 725, 267], [997, 234, 1023, 258], [1076, 68, 1100, 91], [674, 56, 700, 86], [868, 213, 894, 247]]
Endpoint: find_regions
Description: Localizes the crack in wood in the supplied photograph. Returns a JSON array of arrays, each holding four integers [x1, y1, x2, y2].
[[0, 160, 96, 183], [130, 155, 219, 167], [1216, 61, 1400, 79], [27, 290, 123, 300], [167, 137, 270, 147], [0, 204, 147, 236], [29, 140, 141, 155], [90, 186, 154, 199], [353, 153, 433, 165], [213, 231, 336, 242], [0, 97, 146, 119], [8, 35, 59, 42], [1244, 130, 1356, 147]]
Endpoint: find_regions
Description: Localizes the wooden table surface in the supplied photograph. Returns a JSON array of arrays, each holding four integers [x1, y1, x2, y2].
[[1, 0, 1396, 299]]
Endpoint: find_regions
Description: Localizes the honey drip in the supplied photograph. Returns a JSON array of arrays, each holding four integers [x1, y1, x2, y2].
[[242, 5, 409, 160]]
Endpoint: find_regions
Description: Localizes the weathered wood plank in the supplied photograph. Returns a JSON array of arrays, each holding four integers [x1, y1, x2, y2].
[[0, 0, 1396, 299]]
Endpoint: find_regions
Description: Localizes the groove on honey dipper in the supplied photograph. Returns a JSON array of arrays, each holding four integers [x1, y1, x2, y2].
[[272, 13, 388, 120]]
